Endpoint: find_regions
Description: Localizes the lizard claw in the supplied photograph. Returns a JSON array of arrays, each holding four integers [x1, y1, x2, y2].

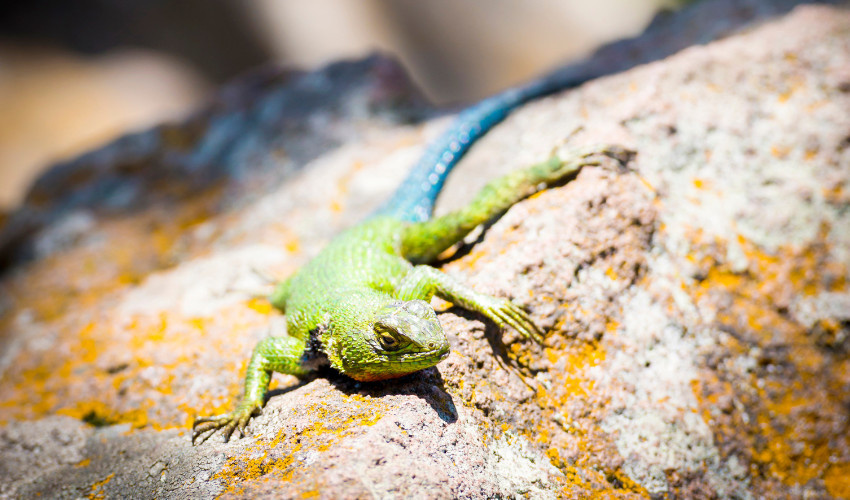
[[192, 403, 259, 445], [567, 144, 635, 172], [597, 145, 636, 170], [481, 297, 545, 344], [549, 144, 635, 176]]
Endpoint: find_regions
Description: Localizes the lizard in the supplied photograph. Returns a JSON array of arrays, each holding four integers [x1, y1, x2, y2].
[[192, 67, 632, 445]]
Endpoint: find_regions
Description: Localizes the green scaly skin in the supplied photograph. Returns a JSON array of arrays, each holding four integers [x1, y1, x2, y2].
[[192, 145, 632, 444]]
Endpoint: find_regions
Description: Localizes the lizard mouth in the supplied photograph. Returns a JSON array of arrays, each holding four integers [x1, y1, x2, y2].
[[350, 343, 450, 381], [387, 343, 449, 364], [337, 324, 450, 381]]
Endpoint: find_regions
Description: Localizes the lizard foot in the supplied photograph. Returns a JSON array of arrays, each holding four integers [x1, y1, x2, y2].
[[562, 144, 636, 171], [593, 144, 636, 170], [192, 402, 259, 445], [550, 144, 635, 178], [478, 296, 544, 344]]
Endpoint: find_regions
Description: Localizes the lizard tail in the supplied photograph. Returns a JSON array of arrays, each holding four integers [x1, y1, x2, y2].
[[375, 69, 595, 222]]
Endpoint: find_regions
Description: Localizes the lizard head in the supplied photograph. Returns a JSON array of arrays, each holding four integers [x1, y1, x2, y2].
[[328, 298, 450, 381]]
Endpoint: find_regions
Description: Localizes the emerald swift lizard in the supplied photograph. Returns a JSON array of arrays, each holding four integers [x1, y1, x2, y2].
[[192, 69, 631, 444]]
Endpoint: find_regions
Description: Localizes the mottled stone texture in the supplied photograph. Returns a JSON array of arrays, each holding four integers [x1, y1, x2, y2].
[[2, 2, 850, 499]]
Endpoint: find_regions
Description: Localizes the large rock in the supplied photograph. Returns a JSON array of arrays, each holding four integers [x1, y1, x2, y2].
[[1, 2, 849, 498]]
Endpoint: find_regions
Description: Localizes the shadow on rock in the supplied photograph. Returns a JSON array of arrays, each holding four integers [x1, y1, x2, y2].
[[326, 367, 458, 424]]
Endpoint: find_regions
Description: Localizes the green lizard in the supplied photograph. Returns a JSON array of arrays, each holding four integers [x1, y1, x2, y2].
[[191, 61, 632, 444], [192, 142, 630, 444]]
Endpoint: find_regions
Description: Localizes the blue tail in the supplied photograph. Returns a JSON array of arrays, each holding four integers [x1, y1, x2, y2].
[[376, 70, 593, 222]]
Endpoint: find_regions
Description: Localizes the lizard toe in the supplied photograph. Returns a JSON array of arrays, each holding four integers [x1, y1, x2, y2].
[[221, 421, 238, 443], [488, 299, 544, 344], [191, 405, 257, 445], [507, 302, 545, 343], [192, 421, 223, 445]]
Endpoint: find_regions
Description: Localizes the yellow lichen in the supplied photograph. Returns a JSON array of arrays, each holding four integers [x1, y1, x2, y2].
[[245, 298, 273, 315], [824, 463, 850, 499], [86, 473, 114, 500], [685, 230, 849, 494], [213, 400, 384, 496], [0, 297, 273, 431]]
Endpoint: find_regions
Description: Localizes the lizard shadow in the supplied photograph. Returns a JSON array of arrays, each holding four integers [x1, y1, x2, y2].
[[442, 306, 541, 381], [263, 309, 533, 426], [323, 367, 459, 424]]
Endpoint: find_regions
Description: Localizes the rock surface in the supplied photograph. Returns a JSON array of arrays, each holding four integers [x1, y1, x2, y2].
[[2, 2, 850, 499]]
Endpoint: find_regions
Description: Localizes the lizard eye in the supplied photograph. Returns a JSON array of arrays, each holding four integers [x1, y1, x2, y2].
[[374, 321, 411, 352], [378, 334, 400, 350], [374, 324, 401, 350]]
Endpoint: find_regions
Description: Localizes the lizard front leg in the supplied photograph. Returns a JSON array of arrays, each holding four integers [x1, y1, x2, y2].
[[396, 265, 543, 343], [192, 334, 310, 444]]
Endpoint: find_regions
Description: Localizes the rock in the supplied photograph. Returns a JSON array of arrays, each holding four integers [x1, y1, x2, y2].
[[0, 54, 432, 270], [2, 1, 849, 498]]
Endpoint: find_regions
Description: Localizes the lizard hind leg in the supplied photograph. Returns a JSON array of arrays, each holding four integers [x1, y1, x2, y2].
[[400, 144, 633, 264]]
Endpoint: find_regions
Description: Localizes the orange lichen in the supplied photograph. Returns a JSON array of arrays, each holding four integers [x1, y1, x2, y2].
[[557, 342, 604, 400], [213, 399, 384, 496], [528, 337, 640, 495], [285, 238, 300, 254], [770, 145, 791, 159], [824, 463, 850, 499], [823, 183, 848, 205], [86, 473, 114, 500], [0, 292, 274, 432], [245, 298, 274, 315], [57, 399, 152, 429], [685, 229, 849, 495]]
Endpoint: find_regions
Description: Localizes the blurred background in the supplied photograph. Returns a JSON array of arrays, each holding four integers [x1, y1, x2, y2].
[[0, 0, 682, 211]]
